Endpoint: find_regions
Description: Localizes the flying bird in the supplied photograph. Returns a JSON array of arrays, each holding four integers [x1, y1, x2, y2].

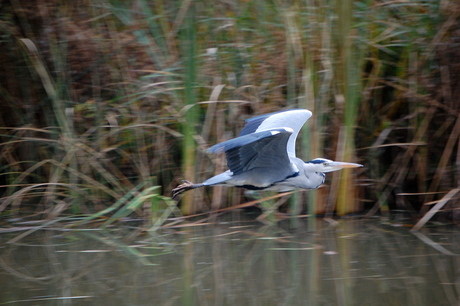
[[172, 109, 362, 198]]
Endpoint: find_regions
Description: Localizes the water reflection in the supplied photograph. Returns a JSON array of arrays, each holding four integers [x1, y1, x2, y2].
[[1, 214, 459, 305]]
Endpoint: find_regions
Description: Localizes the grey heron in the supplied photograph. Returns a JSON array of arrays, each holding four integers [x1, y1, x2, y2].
[[172, 109, 362, 199]]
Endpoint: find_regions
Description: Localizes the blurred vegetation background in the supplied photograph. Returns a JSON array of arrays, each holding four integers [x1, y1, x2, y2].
[[0, 0, 459, 226]]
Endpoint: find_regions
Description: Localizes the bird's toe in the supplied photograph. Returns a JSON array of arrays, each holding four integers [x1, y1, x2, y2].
[[171, 187, 183, 199], [171, 181, 194, 199]]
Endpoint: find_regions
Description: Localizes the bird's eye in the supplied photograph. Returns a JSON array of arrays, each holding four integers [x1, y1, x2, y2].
[[323, 163, 328, 166]]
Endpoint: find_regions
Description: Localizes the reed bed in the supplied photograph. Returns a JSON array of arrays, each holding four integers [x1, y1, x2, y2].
[[0, 0, 459, 229]]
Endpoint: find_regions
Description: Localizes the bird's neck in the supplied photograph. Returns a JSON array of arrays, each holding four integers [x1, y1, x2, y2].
[[302, 163, 326, 189]]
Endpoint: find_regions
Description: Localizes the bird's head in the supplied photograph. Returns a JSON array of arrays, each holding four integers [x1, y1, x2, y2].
[[306, 158, 363, 173]]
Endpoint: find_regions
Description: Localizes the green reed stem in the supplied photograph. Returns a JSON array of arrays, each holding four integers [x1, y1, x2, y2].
[[180, 3, 199, 215]]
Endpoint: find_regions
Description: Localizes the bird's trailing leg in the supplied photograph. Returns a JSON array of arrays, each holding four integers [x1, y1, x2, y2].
[[171, 180, 204, 199]]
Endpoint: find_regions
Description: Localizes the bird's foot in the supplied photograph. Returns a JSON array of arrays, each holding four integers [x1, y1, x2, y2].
[[171, 180, 199, 199]]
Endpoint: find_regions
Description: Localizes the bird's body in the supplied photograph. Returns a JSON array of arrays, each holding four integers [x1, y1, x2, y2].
[[172, 109, 362, 198], [199, 156, 325, 192]]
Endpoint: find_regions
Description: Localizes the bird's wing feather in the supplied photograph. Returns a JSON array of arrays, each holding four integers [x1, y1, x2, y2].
[[208, 128, 296, 183], [238, 109, 312, 157]]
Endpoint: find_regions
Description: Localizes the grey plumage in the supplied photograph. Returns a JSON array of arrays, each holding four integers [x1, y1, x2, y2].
[[172, 109, 362, 198]]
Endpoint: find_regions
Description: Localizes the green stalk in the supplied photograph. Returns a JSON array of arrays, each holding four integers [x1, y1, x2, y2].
[[180, 4, 199, 215], [334, 1, 365, 215]]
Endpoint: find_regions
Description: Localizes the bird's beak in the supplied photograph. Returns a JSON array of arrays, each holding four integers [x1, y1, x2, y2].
[[324, 162, 363, 172]]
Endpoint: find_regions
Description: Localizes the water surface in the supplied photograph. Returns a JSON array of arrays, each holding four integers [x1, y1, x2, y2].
[[1, 213, 459, 305]]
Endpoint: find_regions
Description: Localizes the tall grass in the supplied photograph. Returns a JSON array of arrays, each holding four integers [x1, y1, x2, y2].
[[0, 0, 459, 228], [179, 4, 199, 215]]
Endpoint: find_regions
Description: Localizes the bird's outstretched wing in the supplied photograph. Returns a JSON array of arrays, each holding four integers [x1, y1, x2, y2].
[[239, 109, 312, 157], [208, 128, 297, 185]]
